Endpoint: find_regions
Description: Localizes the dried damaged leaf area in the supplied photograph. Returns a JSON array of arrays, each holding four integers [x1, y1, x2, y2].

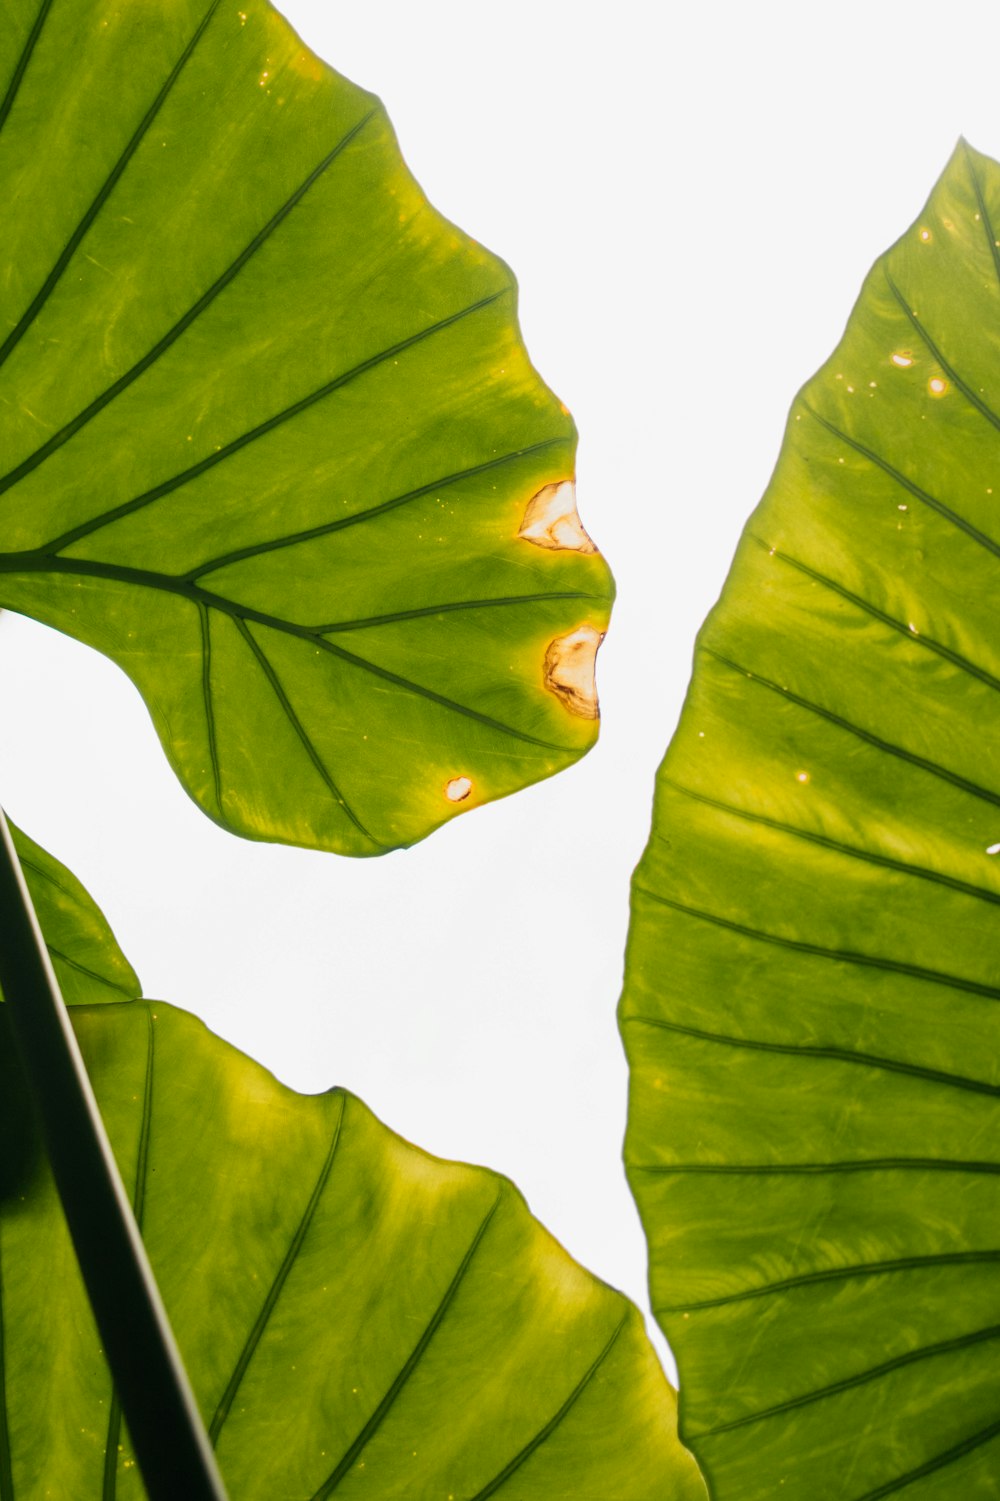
[[543, 626, 603, 720]]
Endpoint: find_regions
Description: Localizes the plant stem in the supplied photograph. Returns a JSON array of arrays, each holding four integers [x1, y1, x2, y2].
[[0, 810, 228, 1500]]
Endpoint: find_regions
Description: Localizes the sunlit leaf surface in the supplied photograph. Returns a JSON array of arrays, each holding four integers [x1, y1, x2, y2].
[[0, 832, 704, 1499], [0, 0, 611, 855], [621, 141, 1000, 1499]]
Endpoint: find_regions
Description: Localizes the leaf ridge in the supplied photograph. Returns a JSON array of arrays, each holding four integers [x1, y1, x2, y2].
[[883, 264, 1000, 434], [209, 584, 570, 751], [698, 1322, 1000, 1439], [469, 1314, 627, 1501], [0, 110, 376, 500], [0, 0, 222, 372], [962, 143, 1000, 290], [665, 1250, 1000, 1313], [183, 435, 550, 579], [208, 1091, 346, 1446], [15, 853, 75, 901], [44, 295, 516, 556], [233, 619, 379, 846], [850, 1415, 1000, 1501], [312, 1188, 503, 1498], [198, 604, 222, 816], [631, 1159, 1000, 1176], [756, 538, 1000, 695], [102, 1008, 155, 1500], [314, 590, 598, 635], [0, 556, 573, 753], [0, 0, 53, 138], [44, 944, 135, 1001], [660, 774, 1000, 908], [623, 1014, 1000, 1099], [631, 886, 1000, 1001], [800, 400, 1000, 558], [705, 647, 1000, 808]]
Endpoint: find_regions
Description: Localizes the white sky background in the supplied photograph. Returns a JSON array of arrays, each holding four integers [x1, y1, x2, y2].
[[2, 0, 1000, 1387]]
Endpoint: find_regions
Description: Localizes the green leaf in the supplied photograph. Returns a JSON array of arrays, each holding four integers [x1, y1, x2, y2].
[[0, 831, 704, 1496], [3, 821, 140, 1006], [1, 996, 704, 1499], [621, 140, 1000, 1499], [0, 0, 611, 855]]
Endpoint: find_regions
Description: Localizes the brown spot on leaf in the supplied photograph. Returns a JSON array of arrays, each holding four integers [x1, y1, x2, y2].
[[518, 481, 597, 553], [543, 626, 603, 719]]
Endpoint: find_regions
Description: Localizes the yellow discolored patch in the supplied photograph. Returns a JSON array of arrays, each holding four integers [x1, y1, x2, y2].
[[518, 480, 597, 554], [543, 626, 603, 719]]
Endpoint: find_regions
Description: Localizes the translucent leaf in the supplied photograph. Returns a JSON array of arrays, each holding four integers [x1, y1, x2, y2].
[[622, 141, 1000, 1499]]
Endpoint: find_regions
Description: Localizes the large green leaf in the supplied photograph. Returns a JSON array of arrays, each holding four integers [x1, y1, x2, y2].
[[1, 999, 704, 1500], [0, 0, 611, 855], [0, 828, 704, 1497], [621, 140, 1000, 1498]]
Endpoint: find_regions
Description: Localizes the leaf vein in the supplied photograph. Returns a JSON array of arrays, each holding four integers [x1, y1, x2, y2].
[[665, 1250, 1000, 1313], [0, 109, 376, 499], [209, 1091, 346, 1446], [698, 1322, 1000, 1439], [314, 590, 598, 635], [631, 886, 1000, 1001], [0, 0, 53, 139], [851, 1415, 1000, 1501], [44, 945, 135, 1001], [705, 647, 1000, 808], [233, 619, 379, 846], [623, 1013, 1000, 1098], [0, 0, 222, 371], [962, 142, 1000, 289], [198, 604, 222, 816], [312, 1187, 503, 1498], [883, 264, 1000, 434], [756, 538, 1000, 696], [0, 557, 573, 752], [800, 400, 1000, 559], [631, 1159, 1000, 1175], [469, 1315, 628, 1501], [661, 773, 1000, 908], [44, 295, 517, 555]]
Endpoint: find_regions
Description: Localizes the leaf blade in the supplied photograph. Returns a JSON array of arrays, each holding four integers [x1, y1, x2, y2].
[[622, 140, 1000, 1499]]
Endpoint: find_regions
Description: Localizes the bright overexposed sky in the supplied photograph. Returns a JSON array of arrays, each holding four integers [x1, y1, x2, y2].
[[3, 0, 1000, 1384]]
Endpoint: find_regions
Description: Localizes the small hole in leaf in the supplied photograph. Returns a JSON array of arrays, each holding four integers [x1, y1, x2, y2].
[[891, 352, 914, 368], [928, 377, 948, 397], [795, 771, 810, 784], [445, 776, 472, 802], [987, 843, 1000, 856]]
